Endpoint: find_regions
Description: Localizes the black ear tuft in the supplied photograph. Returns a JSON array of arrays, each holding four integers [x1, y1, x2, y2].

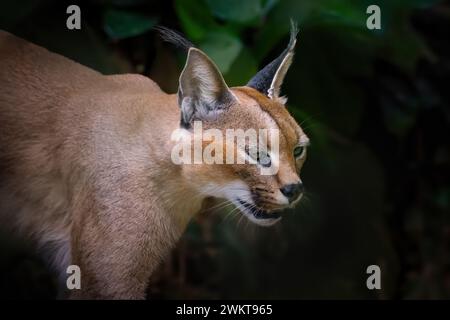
[[247, 20, 298, 100], [155, 26, 195, 52]]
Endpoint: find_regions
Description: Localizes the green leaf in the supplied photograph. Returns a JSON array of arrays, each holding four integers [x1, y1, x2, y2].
[[103, 9, 157, 40], [205, 0, 265, 24], [175, 0, 218, 42], [224, 47, 258, 86], [200, 31, 242, 74]]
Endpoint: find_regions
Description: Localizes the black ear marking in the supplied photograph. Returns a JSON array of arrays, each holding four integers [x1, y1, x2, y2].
[[247, 20, 298, 100], [155, 26, 194, 52]]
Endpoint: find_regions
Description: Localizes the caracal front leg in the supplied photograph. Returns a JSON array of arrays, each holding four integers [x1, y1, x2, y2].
[[68, 183, 179, 299]]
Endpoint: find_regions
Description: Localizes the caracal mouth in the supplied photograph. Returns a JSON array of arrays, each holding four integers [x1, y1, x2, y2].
[[236, 198, 282, 227]]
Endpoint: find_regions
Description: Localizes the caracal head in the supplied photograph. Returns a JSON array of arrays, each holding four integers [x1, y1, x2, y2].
[[172, 22, 309, 227]]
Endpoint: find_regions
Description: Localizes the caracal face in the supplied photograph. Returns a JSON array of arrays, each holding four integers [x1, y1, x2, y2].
[[183, 87, 309, 227]]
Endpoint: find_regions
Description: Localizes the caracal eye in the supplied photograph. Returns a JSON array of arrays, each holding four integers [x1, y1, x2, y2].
[[293, 145, 305, 158], [245, 146, 272, 167], [258, 151, 271, 167]]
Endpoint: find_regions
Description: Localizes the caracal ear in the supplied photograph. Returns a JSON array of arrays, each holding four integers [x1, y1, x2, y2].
[[247, 20, 298, 102], [178, 47, 236, 129]]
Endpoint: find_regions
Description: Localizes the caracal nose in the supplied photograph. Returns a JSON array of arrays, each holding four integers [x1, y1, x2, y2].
[[280, 182, 304, 202]]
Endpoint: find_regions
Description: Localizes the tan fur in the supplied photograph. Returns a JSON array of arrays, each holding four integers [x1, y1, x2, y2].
[[0, 31, 308, 299]]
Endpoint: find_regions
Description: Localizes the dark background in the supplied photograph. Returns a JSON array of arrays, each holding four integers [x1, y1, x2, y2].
[[0, 0, 449, 299]]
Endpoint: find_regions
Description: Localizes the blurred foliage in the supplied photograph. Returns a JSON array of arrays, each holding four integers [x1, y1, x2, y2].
[[103, 9, 157, 40], [0, 0, 449, 299]]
